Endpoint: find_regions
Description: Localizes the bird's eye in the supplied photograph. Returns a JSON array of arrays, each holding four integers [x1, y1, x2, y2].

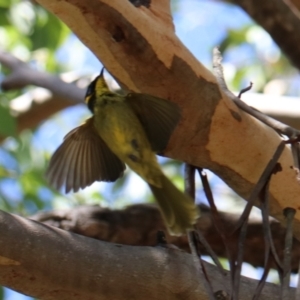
[[85, 77, 98, 98], [85, 84, 94, 97]]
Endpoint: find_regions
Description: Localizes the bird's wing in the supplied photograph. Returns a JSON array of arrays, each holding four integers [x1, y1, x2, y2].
[[46, 117, 126, 193], [125, 93, 181, 152]]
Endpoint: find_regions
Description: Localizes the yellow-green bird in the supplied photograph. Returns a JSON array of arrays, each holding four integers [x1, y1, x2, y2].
[[46, 69, 199, 235]]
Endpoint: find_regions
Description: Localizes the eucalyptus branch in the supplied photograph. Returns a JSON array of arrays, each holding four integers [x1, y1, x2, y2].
[[31, 204, 300, 272], [0, 210, 296, 299], [0, 51, 85, 142], [212, 48, 300, 139], [0, 50, 84, 101]]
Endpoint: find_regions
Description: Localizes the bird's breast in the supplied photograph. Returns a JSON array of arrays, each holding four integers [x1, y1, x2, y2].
[[94, 103, 148, 155], [93, 102, 161, 186]]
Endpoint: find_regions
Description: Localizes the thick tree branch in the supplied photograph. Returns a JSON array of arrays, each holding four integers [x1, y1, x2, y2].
[[2, 50, 300, 140], [0, 51, 83, 100], [0, 209, 296, 299], [0, 51, 85, 139], [30, 204, 300, 272], [34, 0, 300, 241], [16, 94, 80, 130], [290, 0, 300, 12], [224, 0, 300, 71]]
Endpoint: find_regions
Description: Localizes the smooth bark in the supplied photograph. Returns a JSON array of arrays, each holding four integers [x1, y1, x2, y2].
[[0, 210, 295, 299], [31, 204, 300, 271]]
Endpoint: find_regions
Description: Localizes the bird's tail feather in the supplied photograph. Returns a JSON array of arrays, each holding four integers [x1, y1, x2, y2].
[[149, 174, 200, 235]]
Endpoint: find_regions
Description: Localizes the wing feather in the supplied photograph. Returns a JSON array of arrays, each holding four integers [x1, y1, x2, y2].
[[125, 93, 181, 152], [46, 117, 126, 192]]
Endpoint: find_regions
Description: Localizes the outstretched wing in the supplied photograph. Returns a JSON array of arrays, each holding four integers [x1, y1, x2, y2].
[[126, 93, 181, 152], [46, 117, 126, 193]]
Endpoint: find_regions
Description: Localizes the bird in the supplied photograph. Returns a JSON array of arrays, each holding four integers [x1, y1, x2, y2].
[[46, 68, 199, 235]]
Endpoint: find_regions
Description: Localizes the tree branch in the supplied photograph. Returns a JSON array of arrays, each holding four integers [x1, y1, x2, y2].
[[0, 209, 296, 299], [212, 48, 299, 138], [0, 51, 83, 100], [223, 0, 300, 71], [2, 50, 300, 140], [34, 0, 300, 242], [0, 51, 85, 139], [30, 204, 300, 272], [290, 0, 300, 12]]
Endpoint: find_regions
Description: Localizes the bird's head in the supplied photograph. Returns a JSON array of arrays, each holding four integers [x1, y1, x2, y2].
[[85, 68, 110, 113]]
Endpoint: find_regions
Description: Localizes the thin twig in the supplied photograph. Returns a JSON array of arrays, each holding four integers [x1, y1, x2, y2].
[[232, 221, 248, 300], [291, 143, 300, 171], [184, 164, 196, 199], [229, 142, 284, 298], [261, 181, 283, 269], [253, 258, 272, 300], [196, 169, 227, 275], [184, 164, 216, 300], [261, 182, 271, 266], [212, 47, 300, 139], [291, 143, 300, 184], [194, 229, 226, 275], [198, 169, 226, 237], [197, 169, 229, 273], [238, 82, 253, 98], [253, 181, 278, 299], [281, 208, 296, 300], [198, 168, 237, 295], [187, 231, 216, 300], [227, 234, 238, 297], [230, 141, 286, 234]]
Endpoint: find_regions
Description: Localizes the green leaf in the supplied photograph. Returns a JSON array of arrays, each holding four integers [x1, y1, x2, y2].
[[0, 193, 13, 211], [219, 25, 251, 53], [0, 165, 13, 178], [31, 9, 70, 52], [0, 0, 10, 8], [0, 103, 16, 137], [0, 8, 10, 26]]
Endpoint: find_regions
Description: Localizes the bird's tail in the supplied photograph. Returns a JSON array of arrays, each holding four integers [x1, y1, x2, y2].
[[149, 174, 200, 235]]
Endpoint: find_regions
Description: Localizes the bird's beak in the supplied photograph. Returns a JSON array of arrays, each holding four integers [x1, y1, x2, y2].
[[100, 67, 105, 77]]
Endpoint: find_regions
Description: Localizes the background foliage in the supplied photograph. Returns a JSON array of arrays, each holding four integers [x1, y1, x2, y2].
[[0, 0, 299, 299]]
